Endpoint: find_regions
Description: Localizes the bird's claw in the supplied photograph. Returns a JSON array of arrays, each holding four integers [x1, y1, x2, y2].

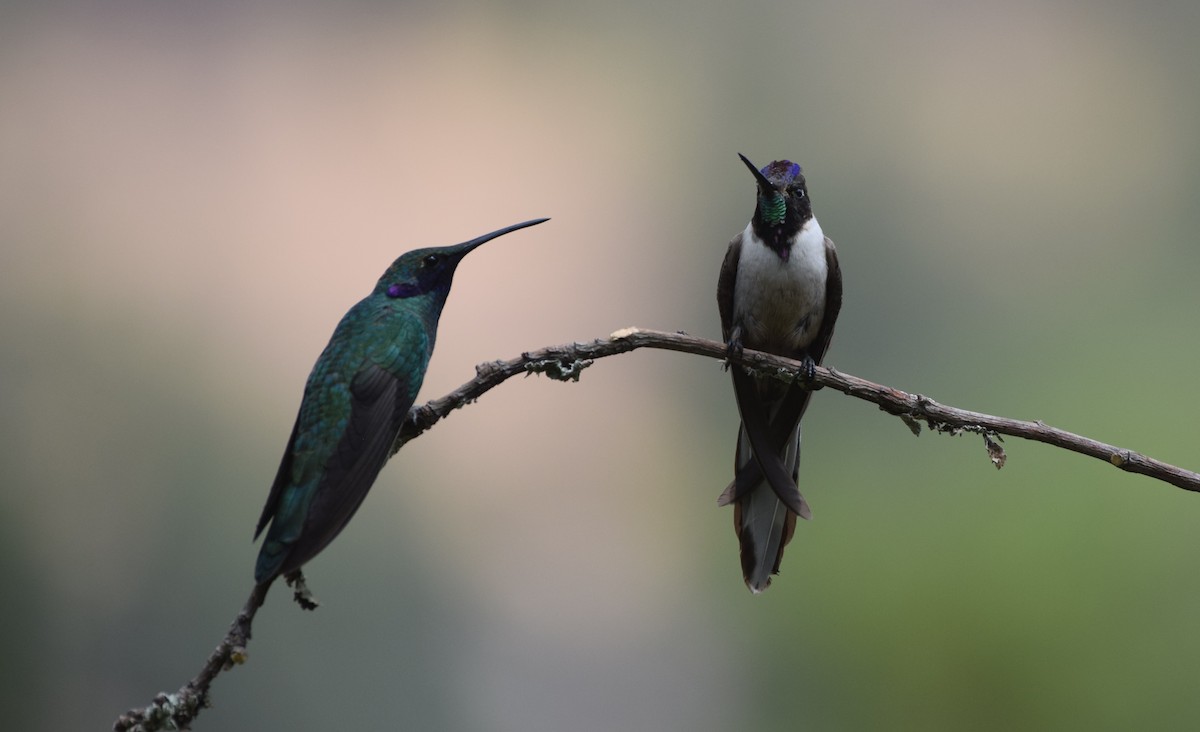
[[723, 334, 744, 372], [799, 355, 823, 390], [797, 355, 824, 390]]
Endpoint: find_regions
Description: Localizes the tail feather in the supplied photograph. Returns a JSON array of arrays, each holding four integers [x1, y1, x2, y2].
[[731, 416, 803, 593]]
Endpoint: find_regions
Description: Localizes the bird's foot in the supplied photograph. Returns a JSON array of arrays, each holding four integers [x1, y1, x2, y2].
[[723, 331, 745, 372], [284, 569, 320, 611], [799, 354, 823, 391]]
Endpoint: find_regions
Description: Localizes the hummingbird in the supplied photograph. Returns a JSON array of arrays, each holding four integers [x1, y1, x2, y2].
[[716, 154, 842, 593], [253, 218, 549, 586]]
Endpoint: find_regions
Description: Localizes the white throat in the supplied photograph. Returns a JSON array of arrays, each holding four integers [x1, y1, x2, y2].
[[731, 217, 828, 353]]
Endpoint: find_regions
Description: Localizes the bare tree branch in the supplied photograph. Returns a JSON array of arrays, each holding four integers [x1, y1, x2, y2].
[[114, 583, 269, 731], [115, 326, 1200, 730], [396, 327, 1200, 492]]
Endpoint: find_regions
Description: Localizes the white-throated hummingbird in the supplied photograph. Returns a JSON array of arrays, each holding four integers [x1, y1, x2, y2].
[[717, 154, 842, 592]]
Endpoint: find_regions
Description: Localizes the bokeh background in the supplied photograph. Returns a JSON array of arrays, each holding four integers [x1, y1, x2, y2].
[[3, 1, 1200, 730]]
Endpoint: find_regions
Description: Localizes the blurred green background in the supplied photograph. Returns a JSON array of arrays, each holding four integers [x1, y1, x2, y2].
[[3, 1, 1200, 730]]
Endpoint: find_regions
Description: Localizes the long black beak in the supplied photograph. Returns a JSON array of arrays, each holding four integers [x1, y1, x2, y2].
[[447, 218, 550, 262], [737, 153, 775, 196], [456, 218, 550, 255]]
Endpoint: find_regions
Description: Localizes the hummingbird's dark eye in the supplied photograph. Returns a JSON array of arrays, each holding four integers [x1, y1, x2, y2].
[[422, 254, 441, 268]]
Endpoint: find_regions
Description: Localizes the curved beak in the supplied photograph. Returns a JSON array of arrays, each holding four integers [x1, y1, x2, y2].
[[457, 217, 550, 255], [737, 153, 775, 196]]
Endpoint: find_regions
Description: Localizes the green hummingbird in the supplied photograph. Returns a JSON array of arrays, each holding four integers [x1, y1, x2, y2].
[[254, 218, 549, 585]]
